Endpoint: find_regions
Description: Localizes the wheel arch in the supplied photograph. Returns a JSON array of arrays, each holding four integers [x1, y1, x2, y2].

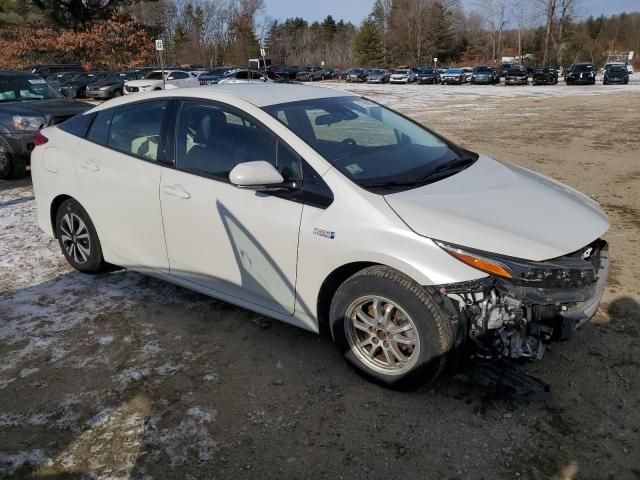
[[316, 262, 379, 332], [49, 194, 74, 238]]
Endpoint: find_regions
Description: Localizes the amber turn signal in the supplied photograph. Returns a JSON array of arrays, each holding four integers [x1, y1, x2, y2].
[[448, 250, 513, 279]]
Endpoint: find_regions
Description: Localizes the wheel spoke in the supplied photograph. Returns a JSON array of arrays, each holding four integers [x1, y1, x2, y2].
[[372, 299, 384, 324], [391, 335, 416, 346], [382, 347, 395, 366], [76, 233, 89, 240], [76, 242, 90, 262], [352, 318, 371, 333], [60, 234, 72, 243], [382, 303, 394, 327], [367, 344, 380, 359], [390, 343, 408, 362], [389, 323, 413, 335], [356, 309, 376, 328]]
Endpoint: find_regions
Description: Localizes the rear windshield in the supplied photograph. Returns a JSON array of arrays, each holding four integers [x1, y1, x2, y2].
[[0, 75, 63, 102]]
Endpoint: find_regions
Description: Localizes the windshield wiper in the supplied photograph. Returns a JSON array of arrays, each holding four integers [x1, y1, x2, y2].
[[359, 156, 477, 191], [415, 157, 476, 182]]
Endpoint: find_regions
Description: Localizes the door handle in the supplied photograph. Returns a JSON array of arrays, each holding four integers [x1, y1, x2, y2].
[[163, 185, 191, 199], [80, 160, 99, 172]]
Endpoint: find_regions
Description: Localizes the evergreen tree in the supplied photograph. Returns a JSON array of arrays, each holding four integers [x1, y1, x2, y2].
[[354, 17, 384, 66]]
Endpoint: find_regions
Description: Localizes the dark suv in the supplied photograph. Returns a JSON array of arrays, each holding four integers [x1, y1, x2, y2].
[[470, 66, 499, 84], [24, 64, 83, 79], [532, 66, 559, 85], [565, 63, 597, 85], [0, 71, 90, 179]]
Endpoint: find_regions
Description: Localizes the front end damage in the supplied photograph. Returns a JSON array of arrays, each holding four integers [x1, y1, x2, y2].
[[436, 239, 609, 363]]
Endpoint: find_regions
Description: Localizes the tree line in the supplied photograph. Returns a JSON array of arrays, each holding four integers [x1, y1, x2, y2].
[[0, 0, 638, 70]]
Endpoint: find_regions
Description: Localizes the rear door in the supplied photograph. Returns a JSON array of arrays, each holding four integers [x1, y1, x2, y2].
[[74, 100, 170, 271]]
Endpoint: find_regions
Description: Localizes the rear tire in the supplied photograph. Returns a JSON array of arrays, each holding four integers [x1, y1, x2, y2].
[[55, 199, 107, 274], [329, 266, 453, 390]]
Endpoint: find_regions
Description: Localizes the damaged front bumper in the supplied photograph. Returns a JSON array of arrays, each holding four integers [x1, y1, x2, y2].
[[436, 239, 609, 361]]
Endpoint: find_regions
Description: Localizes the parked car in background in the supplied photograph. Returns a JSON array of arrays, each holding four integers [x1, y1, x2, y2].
[[270, 65, 300, 80], [55, 72, 111, 98], [461, 67, 474, 83], [603, 61, 634, 74], [46, 72, 83, 91], [416, 68, 440, 84], [565, 63, 597, 85], [296, 66, 325, 82], [198, 67, 237, 85], [532, 66, 559, 85], [0, 70, 90, 179], [346, 68, 369, 83], [86, 71, 146, 99], [260, 70, 295, 83], [366, 69, 390, 84], [31, 83, 610, 389], [505, 66, 529, 85], [499, 63, 514, 77], [603, 65, 630, 85], [389, 69, 416, 84], [217, 69, 272, 84], [328, 69, 346, 80], [470, 66, 499, 84], [24, 64, 83, 78], [440, 68, 465, 85], [124, 70, 199, 94]]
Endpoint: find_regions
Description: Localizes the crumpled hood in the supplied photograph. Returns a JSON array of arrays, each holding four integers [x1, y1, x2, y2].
[[384, 155, 610, 261]]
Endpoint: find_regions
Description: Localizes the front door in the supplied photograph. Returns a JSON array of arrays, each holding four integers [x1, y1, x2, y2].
[[160, 100, 304, 315]]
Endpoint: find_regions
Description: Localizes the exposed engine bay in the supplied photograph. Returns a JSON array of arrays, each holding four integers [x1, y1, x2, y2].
[[438, 239, 609, 363]]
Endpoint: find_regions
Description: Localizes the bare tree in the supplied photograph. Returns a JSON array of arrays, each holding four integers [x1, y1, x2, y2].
[[472, 0, 507, 61]]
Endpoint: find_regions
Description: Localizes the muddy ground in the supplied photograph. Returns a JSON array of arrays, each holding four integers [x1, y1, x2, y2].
[[1, 84, 639, 480]]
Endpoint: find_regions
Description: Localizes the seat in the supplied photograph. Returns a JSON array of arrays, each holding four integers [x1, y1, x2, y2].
[[180, 109, 236, 176]]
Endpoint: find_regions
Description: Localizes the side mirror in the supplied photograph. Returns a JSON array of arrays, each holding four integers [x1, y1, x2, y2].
[[229, 161, 288, 191], [167, 76, 174, 80]]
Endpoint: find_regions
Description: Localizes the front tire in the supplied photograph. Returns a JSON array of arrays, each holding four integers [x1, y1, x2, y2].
[[0, 138, 27, 179], [55, 199, 106, 273], [329, 266, 453, 389]]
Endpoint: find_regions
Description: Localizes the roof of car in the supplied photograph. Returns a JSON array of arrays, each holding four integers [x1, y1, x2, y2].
[[211, 83, 355, 106], [0, 70, 36, 77]]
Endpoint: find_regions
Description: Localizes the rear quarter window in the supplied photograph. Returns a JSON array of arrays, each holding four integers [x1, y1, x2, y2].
[[58, 113, 96, 138]]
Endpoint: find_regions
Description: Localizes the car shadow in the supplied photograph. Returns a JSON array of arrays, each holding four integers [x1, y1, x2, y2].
[[0, 175, 32, 193]]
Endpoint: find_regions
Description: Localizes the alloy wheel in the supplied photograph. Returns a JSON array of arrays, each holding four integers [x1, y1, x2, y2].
[[60, 213, 91, 264], [345, 296, 420, 375]]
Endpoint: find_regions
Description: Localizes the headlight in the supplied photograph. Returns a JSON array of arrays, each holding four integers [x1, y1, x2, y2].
[[99, 86, 112, 91], [13, 115, 46, 131], [436, 241, 599, 287], [436, 242, 513, 278]]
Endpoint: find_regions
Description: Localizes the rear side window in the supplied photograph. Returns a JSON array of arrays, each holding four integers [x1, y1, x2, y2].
[[86, 109, 113, 145], [108, 101, 168, 162], [58, 113, 95, 138]]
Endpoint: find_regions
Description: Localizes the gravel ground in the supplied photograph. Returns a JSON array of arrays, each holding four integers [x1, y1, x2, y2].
[[1, 82, 639, 480]]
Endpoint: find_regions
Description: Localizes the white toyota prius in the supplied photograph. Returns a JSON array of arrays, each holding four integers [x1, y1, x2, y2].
[[31, 84, 610, 389]]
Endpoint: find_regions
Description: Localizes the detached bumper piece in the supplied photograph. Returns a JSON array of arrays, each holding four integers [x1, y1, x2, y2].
[[438, 239, 609, 363]]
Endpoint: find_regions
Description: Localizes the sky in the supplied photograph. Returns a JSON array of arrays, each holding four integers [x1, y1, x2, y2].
[[262, 0, 640, 24]]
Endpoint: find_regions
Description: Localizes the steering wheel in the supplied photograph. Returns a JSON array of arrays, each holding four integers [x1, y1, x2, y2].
[[330, 138, 357, 162]]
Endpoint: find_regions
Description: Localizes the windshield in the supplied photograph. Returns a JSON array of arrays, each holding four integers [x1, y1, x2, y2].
[[507, 68, 524, 75], [0, 75, 64, 102], [47, 73, 76, 82], [263, 96, 476, 191], [475, 67, 492, 72], [573, 64, 594, 72], [395, 70, 409, 74], [348, 69, 363, 74], [369, 70, 384, 75], [447, 69, 462, 74], [608, 67, 626, 73], [88, 72, 108, 82], [144, 71, 165, 80], [419, 69, 434, 74]]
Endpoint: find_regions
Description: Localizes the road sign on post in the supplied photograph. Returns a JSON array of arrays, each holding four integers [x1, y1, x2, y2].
[[629, 51, 635, 61], [155, 39, 165, 88]]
